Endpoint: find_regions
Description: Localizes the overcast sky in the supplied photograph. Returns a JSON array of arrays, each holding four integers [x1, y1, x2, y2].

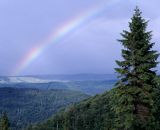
[[0, 0, 160, 76]]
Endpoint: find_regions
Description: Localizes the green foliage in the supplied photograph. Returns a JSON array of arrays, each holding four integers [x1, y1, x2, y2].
[[113, 7, 159, 130], [153, 76, 160, 129], [0, 112, 10, 130], [0, 87, 89, 130], [26, 90, 116, 130]]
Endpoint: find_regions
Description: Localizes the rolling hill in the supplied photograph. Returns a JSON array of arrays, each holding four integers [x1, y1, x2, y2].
[[0, 87, 89, 130], [0, 74, 117, 95]]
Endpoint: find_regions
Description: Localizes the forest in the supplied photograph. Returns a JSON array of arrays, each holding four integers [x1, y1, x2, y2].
[[0, 88, 88, 130]]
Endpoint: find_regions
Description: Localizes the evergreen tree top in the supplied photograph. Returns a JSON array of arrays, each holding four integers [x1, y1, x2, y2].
[[134, 6, 142, 17]]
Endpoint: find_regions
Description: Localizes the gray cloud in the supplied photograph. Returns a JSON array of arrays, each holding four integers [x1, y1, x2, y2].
[[0, 0, 160, 75]]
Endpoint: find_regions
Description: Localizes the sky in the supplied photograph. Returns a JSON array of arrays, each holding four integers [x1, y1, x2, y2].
[[0, 0, 160, 76]]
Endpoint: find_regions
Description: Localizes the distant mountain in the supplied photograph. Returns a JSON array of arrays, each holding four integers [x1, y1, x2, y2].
[[0, 80, 116, 96], [32, 74, 117, 81], [65, 80, 116, 95], [0, 76, 54, 84], [0, 74, 117, 95], [0, 87, 89, 130], [0, 74, 117, 82]]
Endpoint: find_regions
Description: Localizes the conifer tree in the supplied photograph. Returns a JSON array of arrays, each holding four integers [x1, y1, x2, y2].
[[113, 7, 159, 130], [0, 112, 10, 130]]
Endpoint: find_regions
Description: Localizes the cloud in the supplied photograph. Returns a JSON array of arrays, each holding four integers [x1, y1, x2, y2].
[[0, 0, 160, 75], [149, 17, 160, 40]]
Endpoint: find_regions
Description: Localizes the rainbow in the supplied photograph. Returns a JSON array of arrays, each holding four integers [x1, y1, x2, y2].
[[12, 0, 119, 76]]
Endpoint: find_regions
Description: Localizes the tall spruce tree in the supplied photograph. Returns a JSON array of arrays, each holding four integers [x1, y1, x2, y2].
[[113, 7, 159, 130]]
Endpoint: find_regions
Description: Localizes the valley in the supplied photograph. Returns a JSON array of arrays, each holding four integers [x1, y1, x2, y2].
[[0, 74, 116, 130]]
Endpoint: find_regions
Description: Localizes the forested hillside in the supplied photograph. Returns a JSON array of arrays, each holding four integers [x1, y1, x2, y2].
[[27, 89, 115, 130], [27, 78, 160, 130], [0, 87, 89, 130]]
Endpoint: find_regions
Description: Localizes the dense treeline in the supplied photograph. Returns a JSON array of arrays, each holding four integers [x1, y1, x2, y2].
[[28, 8, 160, 130], [26, 90, 115, 130], [0, 88, 89, 130]]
